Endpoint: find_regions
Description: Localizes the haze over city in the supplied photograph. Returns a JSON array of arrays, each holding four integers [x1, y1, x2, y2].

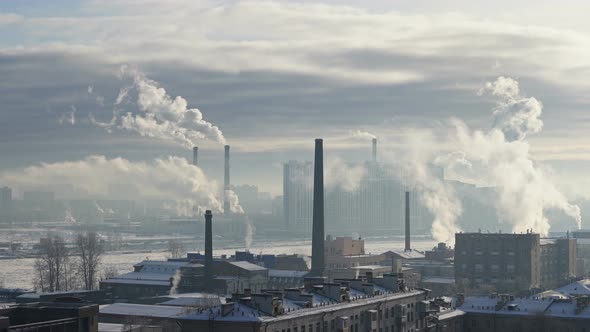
[[1, 1, 590, 331]]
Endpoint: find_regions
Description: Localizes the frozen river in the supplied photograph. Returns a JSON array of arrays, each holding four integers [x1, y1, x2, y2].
[[0, 237, 438, 290]]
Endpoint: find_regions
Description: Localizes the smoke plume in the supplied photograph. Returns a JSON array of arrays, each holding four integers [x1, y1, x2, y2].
[[0, 155, 224, 216], [350, 129, 376, 140], [325, 157, 367, 192], [91, 66, 226, 147], [394, 131, 463, 244], [441, 76, 581, 234]]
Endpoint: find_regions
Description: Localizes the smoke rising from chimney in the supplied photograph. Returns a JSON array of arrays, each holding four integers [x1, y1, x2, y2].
[[91, 66, 226, 147], [439, 76, 581, 234]]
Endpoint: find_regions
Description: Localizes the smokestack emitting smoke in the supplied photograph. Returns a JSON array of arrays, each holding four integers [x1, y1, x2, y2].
[[192, 147, 198, 166], [311, 138, 325, 277], [372, 138, 377, 163], [224, 145, 230, 216], [405, 191, 411, 252], [204, 210, 213, 281]]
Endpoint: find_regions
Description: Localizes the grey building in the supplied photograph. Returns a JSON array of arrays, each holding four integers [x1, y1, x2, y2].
[[455, 232, 577, 295], [283, 161, 314, 230]]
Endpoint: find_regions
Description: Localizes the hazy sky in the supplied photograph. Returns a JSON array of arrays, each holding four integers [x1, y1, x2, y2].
[[1, 0, 590, 196]]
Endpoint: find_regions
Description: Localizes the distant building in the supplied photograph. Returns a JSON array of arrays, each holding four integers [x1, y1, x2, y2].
[[455, 232, 577, 294], [0, 186, 12, 222], [283, 160, 313, 229]]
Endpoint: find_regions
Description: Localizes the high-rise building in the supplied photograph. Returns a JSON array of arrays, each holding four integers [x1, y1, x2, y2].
[[283, 160, 313, 229]]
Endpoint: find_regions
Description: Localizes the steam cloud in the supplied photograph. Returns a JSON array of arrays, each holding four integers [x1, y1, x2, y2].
[[441, 76, 581, 235], [395, 132, 463, 244], [350, 130, 376, 140], [325, 157, 368, 192], [0, 155, 224, 216], [91, 67, 226, 147]]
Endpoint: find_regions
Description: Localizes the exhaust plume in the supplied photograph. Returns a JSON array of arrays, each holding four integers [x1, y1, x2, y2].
[[325, 157, 367, 192], [92, 67, 226, 147], [395, 131, 463, 244], [350, 130, 376, 140], [441, 76, 581, 234], [0, 155, 224, 216]]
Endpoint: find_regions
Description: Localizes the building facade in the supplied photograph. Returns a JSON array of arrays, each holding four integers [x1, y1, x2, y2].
[[455, 233, 577, 295]]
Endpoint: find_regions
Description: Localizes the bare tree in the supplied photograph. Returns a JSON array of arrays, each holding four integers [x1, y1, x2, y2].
[[102, 264, 119, 280], [34, 235, 74, 292], [75, 231, 104, 290], [168, 240, 185, 259]]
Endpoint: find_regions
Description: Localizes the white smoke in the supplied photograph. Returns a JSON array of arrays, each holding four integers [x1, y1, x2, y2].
[[394, 132, 463, 244], [325, 157, 367, 192], [0, 156, 224, 216], [225, 189, 245, 214], [223, 189, 253, 248], [92, 67, 226, 147], [350, 129, 376, 140], [58, 106, 76, 125], [440, 76, 581, 235], [64, 208, 77, 224], [169, 269, 182, 295]]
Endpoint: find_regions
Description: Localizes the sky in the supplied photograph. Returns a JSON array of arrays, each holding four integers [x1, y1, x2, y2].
[[1, 0, 590, 199]]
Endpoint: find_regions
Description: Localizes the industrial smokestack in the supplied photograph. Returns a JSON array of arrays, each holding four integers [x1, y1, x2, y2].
[[311, 138, 325, 277], [204, 210, 213, 280], [192, 147, 198, 166], [372, 138, 377, 163], [405, 191, 411, 252], [224, 145, 230, 216]]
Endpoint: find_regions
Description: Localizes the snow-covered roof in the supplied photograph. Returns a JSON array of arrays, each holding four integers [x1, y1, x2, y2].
[[100, 303, 186, 318], [268, 270, 308, 278], [384, 249, 425, 260], [553, 279, 590, 296], [133, 260, 199, 274], [422, 277, 455, 284], [114, 272, 174, 281], [159, 297, 223, 307], [229, 261, 267, 271]]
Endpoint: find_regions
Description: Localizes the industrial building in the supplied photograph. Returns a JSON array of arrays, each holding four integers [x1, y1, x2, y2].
[[455, 232, 577, 294]]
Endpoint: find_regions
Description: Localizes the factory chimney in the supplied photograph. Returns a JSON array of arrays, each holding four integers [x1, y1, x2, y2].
[[311, 138, 325, 277], [372, 138, 377, 163], [224, 145, 230, 216], [192, 147, 198, 166], [405, 191, 411, 252], [204, 210, 213, 280]]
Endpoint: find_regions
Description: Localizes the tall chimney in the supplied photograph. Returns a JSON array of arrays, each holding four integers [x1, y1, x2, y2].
[[224, 145, 230, 216], [192, 147, 198, 166], [311, 138, 325, 277], [372, 138, 377, 163], [204, 210, 213, 280], [405, 191, 411, 252]]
